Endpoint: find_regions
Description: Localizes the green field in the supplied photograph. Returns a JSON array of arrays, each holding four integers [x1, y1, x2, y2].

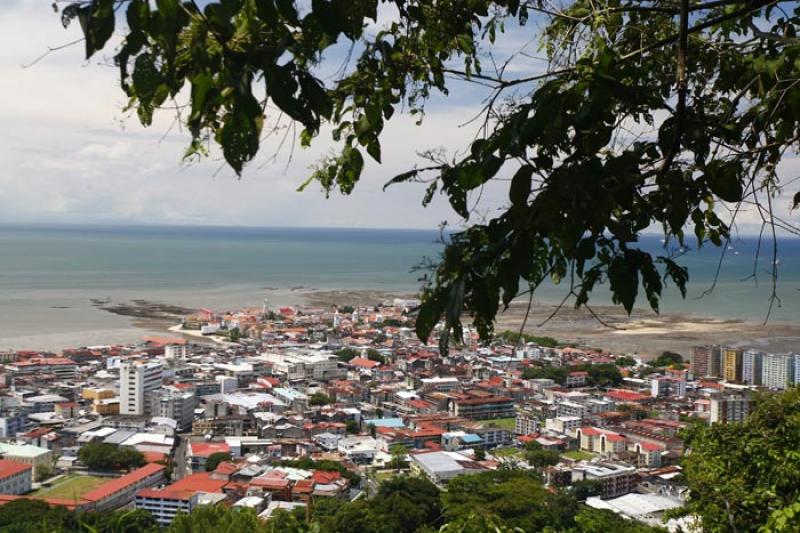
[[562, 450, 594, 461], [491, 446, 522, 458], [475, 418, 516, 430], [33, 474, 108, 500]]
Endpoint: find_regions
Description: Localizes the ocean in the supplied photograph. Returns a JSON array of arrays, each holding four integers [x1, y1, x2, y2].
[[1, 223, 798, 350]]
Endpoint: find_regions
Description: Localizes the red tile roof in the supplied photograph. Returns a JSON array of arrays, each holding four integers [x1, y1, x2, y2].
[[82, 463, 165, 503], [0, 460, 32, 479], [349, 357, 380, 369], [136, 488, 196, 501], [168, 472, 228, 493], [190, 442, 230, 457]]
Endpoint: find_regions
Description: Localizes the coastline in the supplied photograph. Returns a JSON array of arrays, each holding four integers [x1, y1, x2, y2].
[[2, 288, 799, 356]]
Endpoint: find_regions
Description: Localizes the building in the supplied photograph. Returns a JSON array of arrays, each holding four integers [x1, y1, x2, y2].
[[545, 416, 582, 434], [742, 350, 764, 385], [164, 344, 188, 359], [82, 463, 167, 512], [0, 461, 32, 495], [693, 345, 721, 377], [409, 451, 487, 485], [0, 414, 27, 439], [578, 462, 637, 498], [448, 394, 514, 420], [7, 357, 78, 380], [135, 489, 200, 526], [650, 376, 686, 398], [762, 353, 794, 390], [515, 412, 539, 436], [709, 394, 751, 424], [722, 348, 743, 383], [0, 442, 52, 477], [150, 388, 197, 431], [189, 442, 230, 472], [120, 361, 163, 416]]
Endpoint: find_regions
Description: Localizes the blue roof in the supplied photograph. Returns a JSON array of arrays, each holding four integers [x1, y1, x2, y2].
[[461, 434, 483, 444], [365, 418, 405, 428]]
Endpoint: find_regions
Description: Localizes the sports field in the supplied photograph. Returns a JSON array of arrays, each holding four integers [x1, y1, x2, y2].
[[32, 474, 107, 500]]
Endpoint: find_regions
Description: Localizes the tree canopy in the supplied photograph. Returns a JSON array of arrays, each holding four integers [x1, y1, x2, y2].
[[78, 442, 145, 471], [58, 0, 800, 349], [682, 388, 800, 532]]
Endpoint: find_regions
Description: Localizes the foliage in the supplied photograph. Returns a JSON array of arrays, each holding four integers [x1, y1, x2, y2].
[[388, 444, 409, 469], [345, 419, 359, 434], [204, 451, 232, 471], [496, 331, 559, 348], [473, 448, 486, 461], [78, 442, 145, 471], [0, 499, 158, 533], [58, 0, 800, 353], [321, 476, 441, 533], [34, 465, 53, 483], [682, 389, 800, 532], [381, 318, 403, 328], [168, 504, 269, 532], [570, 479, 604, 501], [582, 363, 624, 387], [441, 470, 578, 532], [521, 364, 569, 384], [365, 348, 386, 364], [309, 391, 333, 406], [524, 441, 561, 469], [334, 347, 360, 362], [573, 507, 663, 533], [615, 356, 638, 367], [437, 513, 521, 533], [649, 351, 685, 367]]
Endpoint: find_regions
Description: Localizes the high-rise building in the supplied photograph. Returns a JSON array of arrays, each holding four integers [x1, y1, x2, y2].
[[120, 361, 163, 416], [149, 387, 197, 430], [762, 353, 794, 390], [698, 345, 723, 377], [722, 348, 743, 382], [710, 394, 751, 424], [792, 354, 800, 387], [742, 350, 764, 385]]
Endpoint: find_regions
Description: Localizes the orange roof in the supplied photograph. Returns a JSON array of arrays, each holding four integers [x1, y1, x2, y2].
[[250, 476, 291, 490], [349, 357, 380, 369], [142, 451, 168, 464], [312, 470, 341, 484], [190, 442, 230, 457], [168, 472, 228, 493], [0, 460, 32, 479], [82, 463, 165, 502], [143, 336, 187, 347], [293, 479, 314, 493], [136, 488, 196, 501]]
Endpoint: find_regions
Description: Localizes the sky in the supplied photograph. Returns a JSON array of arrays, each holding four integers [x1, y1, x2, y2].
[[0, 0, 797, 235]]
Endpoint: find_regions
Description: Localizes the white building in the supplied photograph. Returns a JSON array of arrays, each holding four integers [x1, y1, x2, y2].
[[260, 352, 342, 381], [120, 361, 163, 416], [709, 394, 751, 424], [762, 353, 793, 390], [545, 416, 583, 434], [337, 436, 379, 463], [742, 350, 764, 385], [0, 460, 32, 495], [164, 344, 187, 359]]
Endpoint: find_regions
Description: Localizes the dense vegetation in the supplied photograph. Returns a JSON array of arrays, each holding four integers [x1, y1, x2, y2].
[[495, 331, 560, 348], [0, 499, 158, 533], [78, 442, 145, 472], [648, 351, 685, 368], [522, 362, 623, 387], [682, 388, 800, 532], [204, 452, 233, 472]]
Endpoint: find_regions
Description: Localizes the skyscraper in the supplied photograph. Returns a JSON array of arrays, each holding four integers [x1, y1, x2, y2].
[[722, 347, 743, 382], [693, 345, 721, 377], [762, 353, 794, 390], [742, 350, 764, 385], [120, 361, 164, 416]]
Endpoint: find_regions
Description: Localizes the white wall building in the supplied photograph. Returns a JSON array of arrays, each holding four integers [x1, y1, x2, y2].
[[120, 361, 164, 416], [762, 353, 793, 390]]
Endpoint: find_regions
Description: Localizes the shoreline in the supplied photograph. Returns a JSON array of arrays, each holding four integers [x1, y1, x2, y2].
[[2, 289, 799, 356]]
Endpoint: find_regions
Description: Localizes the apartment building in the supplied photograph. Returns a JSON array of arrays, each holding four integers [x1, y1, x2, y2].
[[120, 361, 163, 416], [722, 348, 743, 382], [710, 394, 751, 424], [762, 353, 794, 390], [742, 350, 764, 385]]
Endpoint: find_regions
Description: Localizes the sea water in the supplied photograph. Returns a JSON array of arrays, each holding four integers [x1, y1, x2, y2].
[[1, 223, 798, 349]]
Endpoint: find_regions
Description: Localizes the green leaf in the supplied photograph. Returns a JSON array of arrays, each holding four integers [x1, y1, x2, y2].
[[706, 160, 744, 203], [509, 165, 533, 205]]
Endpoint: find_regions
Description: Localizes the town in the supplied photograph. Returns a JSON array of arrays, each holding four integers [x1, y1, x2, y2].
[[0, 299, 791, 530]]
